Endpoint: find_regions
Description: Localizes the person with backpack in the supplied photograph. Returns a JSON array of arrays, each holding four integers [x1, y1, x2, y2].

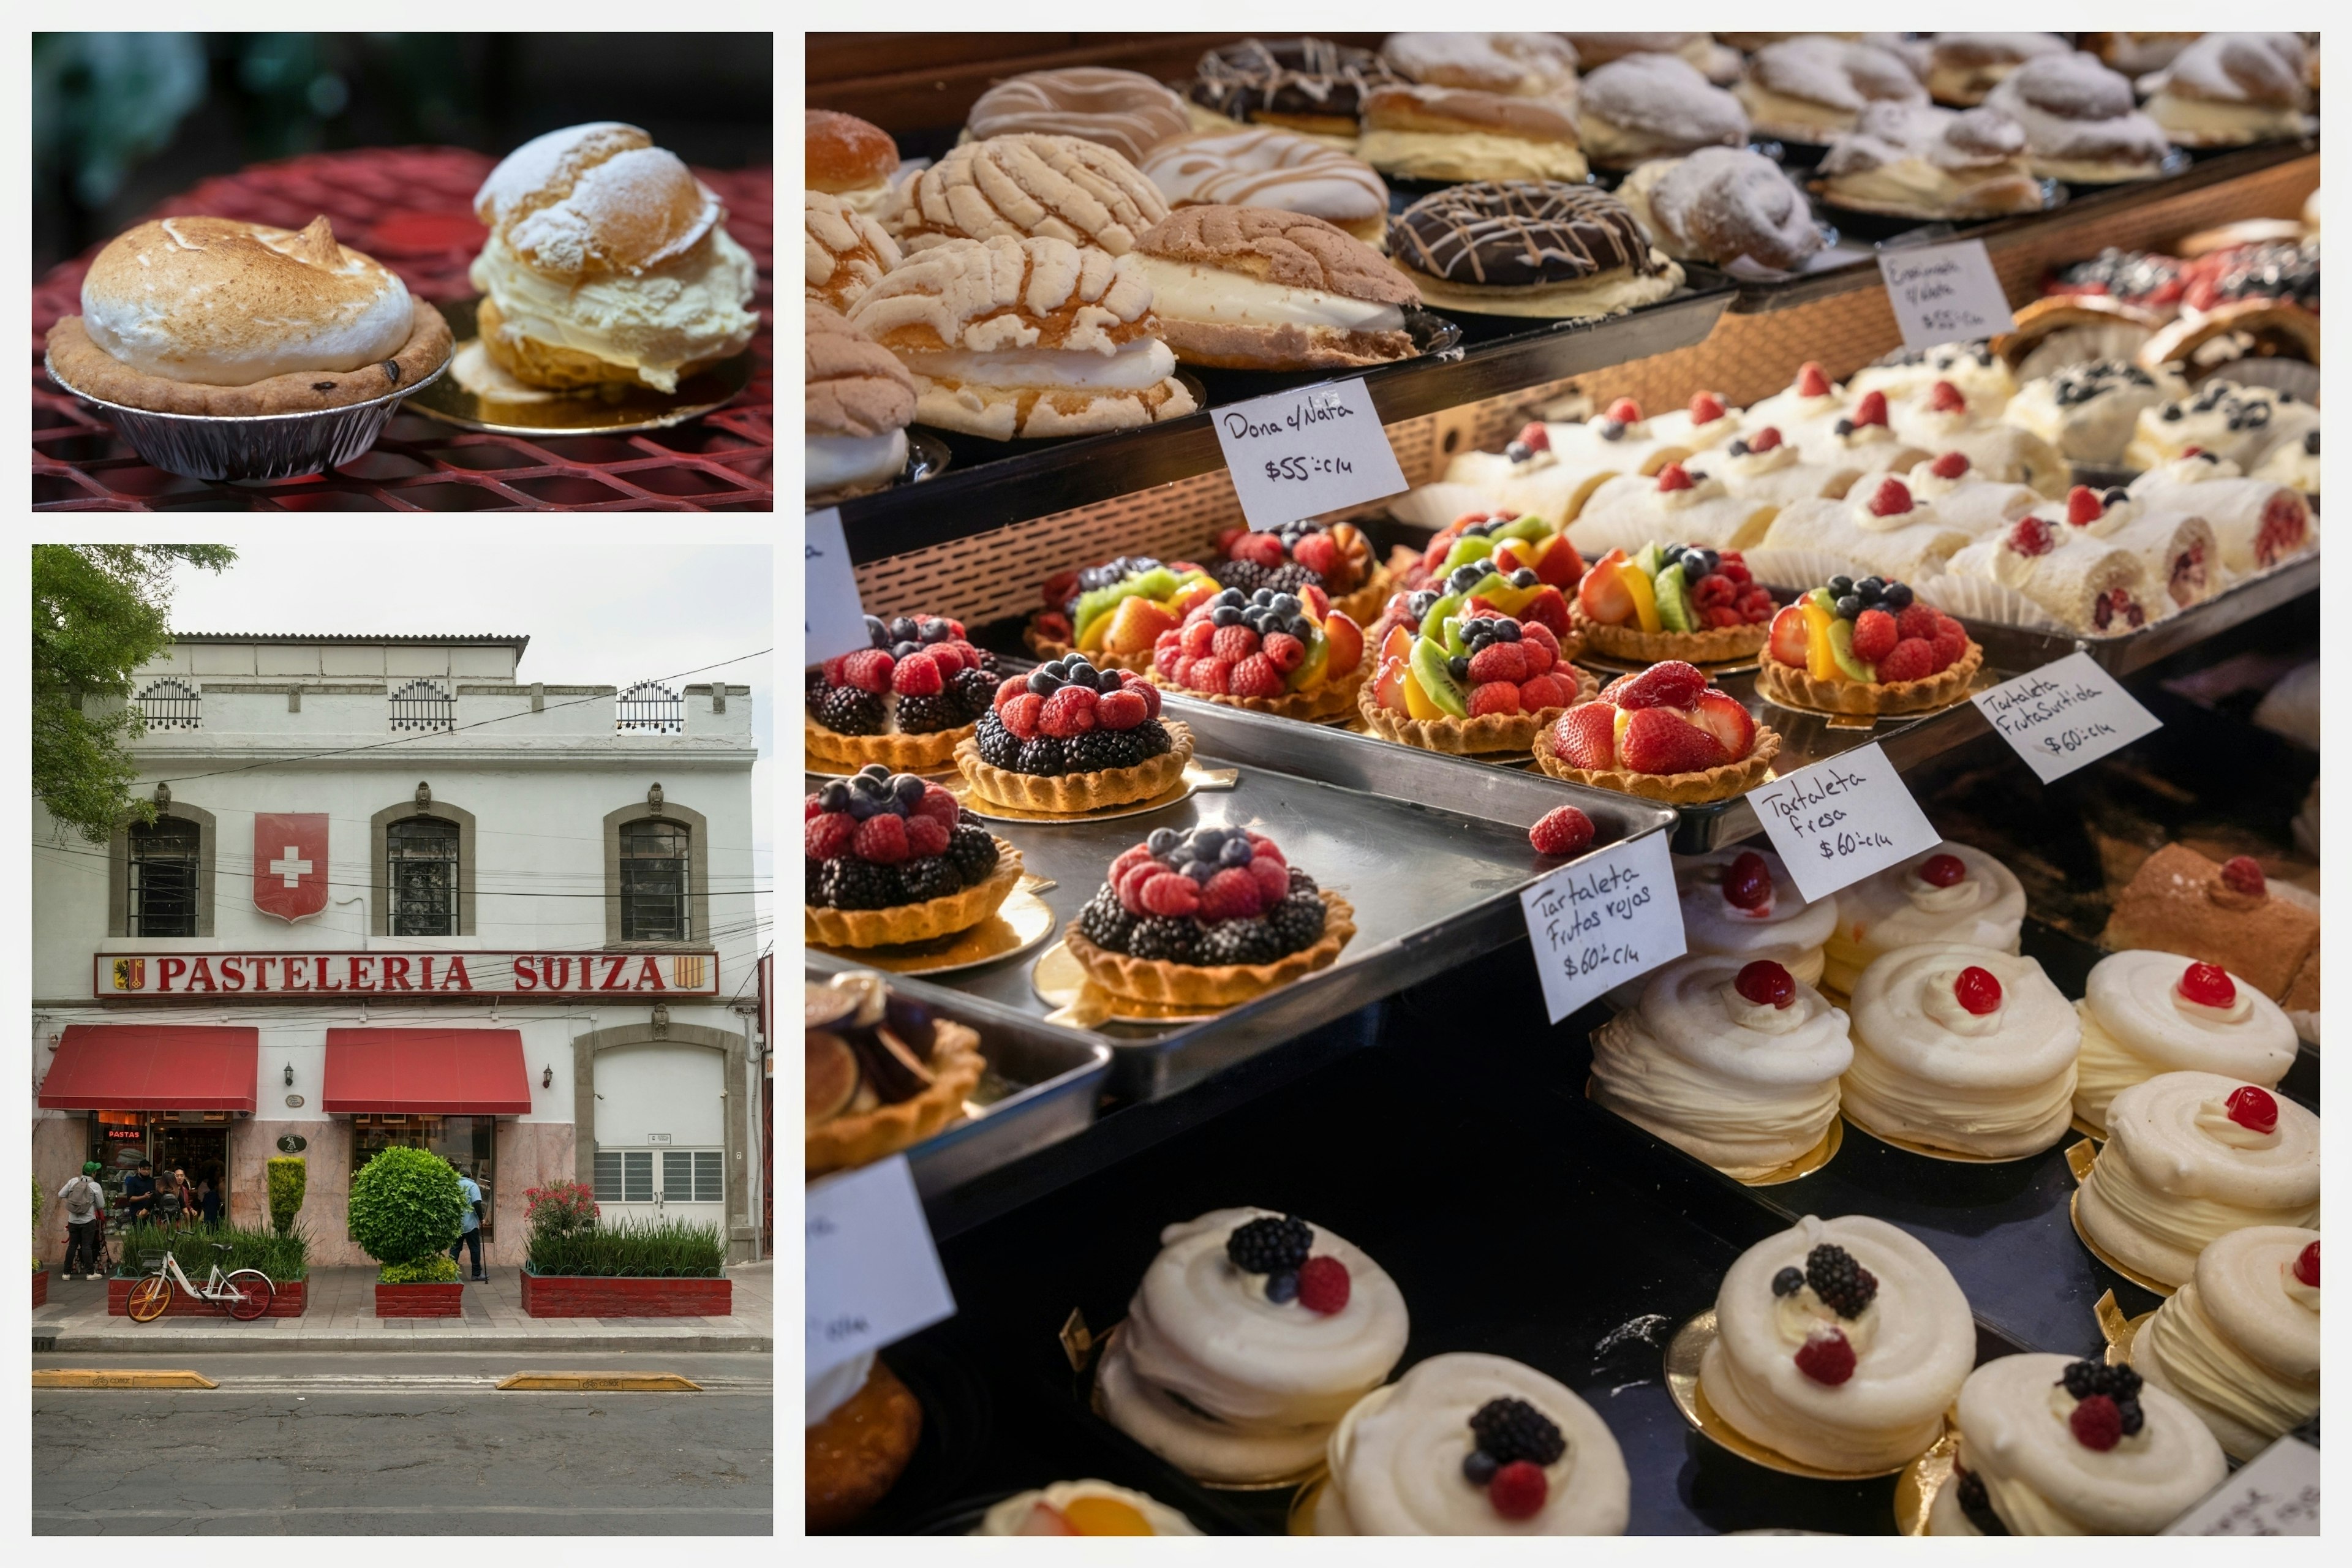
[[58, 1163, 106, 1280], [449, 1159, 488, 1282]]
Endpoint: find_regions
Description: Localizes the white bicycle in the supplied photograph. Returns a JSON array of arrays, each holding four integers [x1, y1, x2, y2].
[[124, 1243, 274, 1322]]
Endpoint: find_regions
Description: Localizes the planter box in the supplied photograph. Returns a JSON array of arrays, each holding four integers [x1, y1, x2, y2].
[[375, 1281, 464, 1317], [521, 1270, 731, 1318], [34, 1269, 47, 1308], [107, 1276, 306, 1318]]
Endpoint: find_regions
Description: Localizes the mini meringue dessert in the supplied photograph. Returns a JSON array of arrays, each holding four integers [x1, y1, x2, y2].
[[1314, 1352, 1629, 1534], [1931, 1354, 2226, 1535], [2075, 1073, 2320, 1289], [2072, 954, 2299, 1133], [1131, 205, 1423, 371], [1842, 944, 2081, 1159], [469, 123, 758, 395], [971, 1479, 1200, 1536], [1820, 843, 2025, 994], [1590, 954, 1853, 1180], [1699, 1215, 1975, 1473], [1673, 847, 1839, 987], [804, 304, 914, 504], [2132, 1227, 2319, 1461], [1097, 1209, 1409, 1483]]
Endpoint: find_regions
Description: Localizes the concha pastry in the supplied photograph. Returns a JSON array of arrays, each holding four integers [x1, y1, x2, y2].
[[2073, 952, 2299, 1132], [2132, 1226, 2320, 1460], [1700, 1214, 1976, 1472], [804, 190, 901, 315], [886, 134, 1169, 256], [804, 303, 914, 503], [964, 69, 1193, 164]]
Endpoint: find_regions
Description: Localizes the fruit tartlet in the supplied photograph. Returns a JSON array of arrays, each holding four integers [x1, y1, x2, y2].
[[1066, 826, 1355, 1008], [962, 657, 1192, 812], [805, 767, 1022, 947], [1572, 541, 1778, 663], [1150, 584, 1368, 720], [1362, 598, 1593, 755], [1205, 519, 1394, 625], [807, 614, 1003, 771], [806, 971, 987, 1177], [1395, 506, 1588, 600], [1755, 575, 1982, 716], [1537, 660, 1779, 804], [1027, 556, 1221, 672]]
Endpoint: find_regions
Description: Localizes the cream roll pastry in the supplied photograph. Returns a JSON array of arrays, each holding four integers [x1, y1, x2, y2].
[[1943, 513, 2151, 636], [886, 134, 1168, 257], [1096, 1208, 1409, 1483], [1843, 944, 2081, 1159], [2132, 1227, 2319, 1461], [1441, 396, 1694, 524], [1758, 476, 1979, 587], [1140, 129, 1389, 244], [1884, 451, 2041, 533], [2040, 486, 2219, 612], [1590, 954, 1852, 1181], [1741, 361, 1849, 453], [2073, 954, 2297, 1133], [1821, 844, 2024, 996], [1700, 1215, 1975, 1474], [1313, 1352, 1629, 1535], [2002, 360, 2185, 467], [2253, 428, 2320, 496], [1888, 380, 2067, 498], [1929, 1353, 2226, 1535], [1131, 205, 1421, 371], [1790, 388, 1932, 473], [1711, 426, 1863, 510], [2123, 380, 2319, 475], [2126, 455, 2313, 576], [2075, 1073, 2319, 1289], [1567, 461, 1780, 559], [1849, 339, 2016, 417]]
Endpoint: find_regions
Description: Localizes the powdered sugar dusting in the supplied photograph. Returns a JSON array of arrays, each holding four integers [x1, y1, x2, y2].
[[474, 121, 642, 225], [507, 147, 713, 276]]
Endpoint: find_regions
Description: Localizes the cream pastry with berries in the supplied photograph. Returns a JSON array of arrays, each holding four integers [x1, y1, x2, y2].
[[1709, 426, 1865, 510], [2126, 456, 2313, 576], [1443, 401, 1697, 523], [1027, 556, 1221, 672], [2041, 485, 2218, 611], [1790, 390, 1931, 475], [1700, 1215, 1976, 1474], [1760, 476, 1979, 586], [1314, 1353, 1630, 1535], [1675, 848, 1839, 987], [2001, 360, 2185, 467], [1843, 944, 2081, 1158], [1097, 1210, 1407, 1483], [1849, 339, 2017, 415], [2076, 1074, 2320, 1289], [1758, 575, 1981, 717], [1539, 661, 1779, 805], [1592, 956, 1853, 1180], [1644, 390, 1747, 454], [1887, 452, 2041, 529], [805, 769, 1019, 948], [2124, 381, 2319, 475], [961, 657, 1189, 812], [973, 1481, 1199, 1536], [1362, 602, 1589, 756], [1887, 379, 2067, 497], [806, 614, 1006, 771], [1204, 521, 1392, 627], [1567, 462, 1784, 561], [1942, 512, 2150, 635], [1931, 1354, 2226, 1535], [2132, 1228, 2319, 1461], [1742, 362, 1850, 454], [1572, 541, 1778, 663], [2073, 954, 2297, 1133], [2253, 429, 2320, 496], [1152, 583, 1367, 721], [1820, 843, 2024, 995]]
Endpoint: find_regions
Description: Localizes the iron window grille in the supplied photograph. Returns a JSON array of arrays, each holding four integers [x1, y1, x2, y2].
[[390, 679, 454, 732], [619, 819, 690, 941], [386, 816, 459, 936], [616, 680, 684, 735], [127, 818, 201, 937], [134, 678, 202, 731]]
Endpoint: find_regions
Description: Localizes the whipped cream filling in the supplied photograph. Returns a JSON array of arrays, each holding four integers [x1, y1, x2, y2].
[[1725, 443, 1801, 477], [1773, 1284, 1879, 1357], [806, 429, 907, 491], [902, 337, 1178, 391], [1824, 158, 2038, 217], [1355, 129, 1589, 184], [2192, 1097, 2279, 1151], [1721, 984, 1807, 1033], [1832, 421, 1904, 453], [1659, 473, 1730, 508], [1137, 258, 1406, 334], [2144, 91, 2307, 141], [471, 227, 756, 393]]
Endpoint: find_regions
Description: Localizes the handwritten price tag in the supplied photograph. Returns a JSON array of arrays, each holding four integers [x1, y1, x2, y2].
[[804, 507, 871, 666], [1520, 830, 1686, 1024], [1877, 240, 2016, 352], [1746, 743, 1940, 904], [1211, 376, 1408, 532], [1972, 652, 2161, 783], [2163, 1433, 2319, 1536], [804, 1155, 956, 1380]]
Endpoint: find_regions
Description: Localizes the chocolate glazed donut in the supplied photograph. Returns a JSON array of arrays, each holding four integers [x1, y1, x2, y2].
[[1389, 182, 1662, 287], [1191, 38, 1400, 126]]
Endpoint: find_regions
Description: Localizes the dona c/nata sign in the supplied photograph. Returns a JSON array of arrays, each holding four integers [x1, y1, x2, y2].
[[95, 951, 718, 1001]]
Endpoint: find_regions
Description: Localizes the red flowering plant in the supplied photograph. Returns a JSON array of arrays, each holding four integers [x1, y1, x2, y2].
[[523, 1180, 599, 1243]]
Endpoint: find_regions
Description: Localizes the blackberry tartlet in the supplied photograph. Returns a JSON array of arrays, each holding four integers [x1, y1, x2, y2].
[[807, 614, 1001, 771], [805, 767, 1022, 948], [958, 657, 1193, 812]]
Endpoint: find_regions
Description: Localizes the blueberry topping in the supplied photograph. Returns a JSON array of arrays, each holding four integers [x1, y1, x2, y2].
[[1147, 827, 1180, 855]]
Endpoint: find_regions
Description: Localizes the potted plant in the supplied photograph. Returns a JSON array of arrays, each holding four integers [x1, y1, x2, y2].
[[267, 1155, 307, 1236], [519, 1181, 730, 1317], [104, 1221, 310, 1317], [347, 1145, 466, 1317]]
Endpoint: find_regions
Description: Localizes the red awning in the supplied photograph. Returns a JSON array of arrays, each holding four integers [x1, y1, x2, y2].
[[322, 1029, 533, 1115], [40, 1025, 258, 1111]]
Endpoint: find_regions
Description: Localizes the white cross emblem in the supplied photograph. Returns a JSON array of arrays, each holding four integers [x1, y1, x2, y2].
[[269, 846, 314, 888]]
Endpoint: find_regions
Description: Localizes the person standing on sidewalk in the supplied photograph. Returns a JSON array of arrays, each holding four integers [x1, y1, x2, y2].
[[58, 1163, 106, 1280], [119, 1159, 156, 1227], [450, 1161, 487, 1281]]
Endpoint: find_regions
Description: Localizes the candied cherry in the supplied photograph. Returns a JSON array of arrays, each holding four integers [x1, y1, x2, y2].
[[2177, 962, 2237, 1008], [1917, 853, 1967, 888], [1735, 960, 1796, 1009], [1721, 851, 1773, 911], [2220, 855, 2267, 896], [2294, 1240, 2319, 1287], [2225, 1085, 2278, 1135], [1953, 966, 2003, 1016]]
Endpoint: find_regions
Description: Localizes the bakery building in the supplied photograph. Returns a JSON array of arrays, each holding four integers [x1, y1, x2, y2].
[[31, 633, 767, 1267]]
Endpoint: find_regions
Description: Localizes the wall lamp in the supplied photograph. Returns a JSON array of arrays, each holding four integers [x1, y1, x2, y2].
[[541, 1066, 554, 1089], [283, 1063, 295, 1087]]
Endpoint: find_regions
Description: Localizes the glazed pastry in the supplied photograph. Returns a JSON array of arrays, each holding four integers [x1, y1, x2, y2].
[[1141, 129, 1389, 244], [887, 134, 1168, 256], [2100, 847, 2318, 1004], [804, 191, 900, 315], [805, 304, 914, 504], [1571, 539, 1779, 663], [1736, 37, 1926, 142], [1097, 1209, 1406, 1482], [965, 69, 1192, 164], [2072, 952, 2297, 1134], [805, 612, 1000, 769], [1819, 842, 2022, 995], [1671, 848, 1840, 987], [1616, 148, 1825, 273], [1984, 52, 2172, 183], [2002, 360, 2187, 466], [1152, 580, 1371, 722], [1849, 339, 2016, 417], [806, 109, 901, 216], [1842, 943, 2081, 1158], [847, 235, 1196, 440], [2122, 380, 2319, 475], [1700, 1215, 1976, 1472], [2132, 1227, 2319, 1461], [1592, 954, 1852, 1178], [1537, 660, 1779, 805], [1889, 380, 2068, 497], [1760, 475, 1981, 587], [2138, 33, 2312, 148], [1574, 53, 1749, 170], [804, 972, 987, 1175], [1133, 206, 1421, 371], [804, 770, 1020, 952], [1930, 1354, 2226, 1534], [971, 1480, 1200, 1536], [1361, 602, 1589, 757], [1942, 513, 2150, 635], [1568, 463, 1781, 559], [2252, 428, 2320, 496], [1757, 574, 1982, 718], [2040, 485, 2219, 611], [1379, 32, 1579, 99], [963, 657, 1190, 813], [1357, 83, 1588, 184], [2076, 1073, 2319, 1287], [1068, 831, 1354, 1008], [1028, 556, 1221, 672], [1387, 181, 1684, 320], [1314, 1353, 1629, 1534], [1187, 38, 1401, 138], [2125, 456, 2313, 575], [2083, 32, 2202, 77], [1814, 102, 2043, 220], [1926, 33, 2068, 107], [805, 1352, 923, 1530], [1791, 388, 1932, 474]]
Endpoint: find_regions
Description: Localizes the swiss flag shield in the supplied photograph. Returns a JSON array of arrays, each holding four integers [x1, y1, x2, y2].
[[254, 813, 329, 921]]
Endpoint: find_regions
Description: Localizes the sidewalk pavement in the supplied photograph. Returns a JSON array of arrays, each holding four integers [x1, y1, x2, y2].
[[33, 1263, 771, 1354]]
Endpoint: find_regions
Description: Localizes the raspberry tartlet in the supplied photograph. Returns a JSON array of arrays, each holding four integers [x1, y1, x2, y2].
[[960, 657, 1193, 812], [1755, 575, 1982, 716], [1572, 541, 1778, 663], [1537, 660, 1779, 803], [805, 768, 1023, 948], [1066, 827, 1355, 1008], [1027, 556, 1221, 672], [807, 614, 1003, 771], [1150, 584, 1368, 721], [1361, 599, 1594, 755], [1205, 519, 1395, 625]]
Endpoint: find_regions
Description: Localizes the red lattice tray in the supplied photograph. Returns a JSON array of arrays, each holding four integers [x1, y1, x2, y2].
[[32, 146, 772, 510]]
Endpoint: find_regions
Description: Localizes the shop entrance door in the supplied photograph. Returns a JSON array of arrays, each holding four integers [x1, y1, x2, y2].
[[591, 1042, 726, 1235], [593, 1146, 725, 1231]]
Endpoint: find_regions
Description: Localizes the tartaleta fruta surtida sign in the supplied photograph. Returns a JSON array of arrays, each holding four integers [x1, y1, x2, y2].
[[95, 950, 718, 1000]]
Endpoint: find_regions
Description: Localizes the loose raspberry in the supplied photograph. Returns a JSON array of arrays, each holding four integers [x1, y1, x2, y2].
[[1736, 959, 1796, 1008], [1793, 1327, 1856, 1385], [1654, 461, 1695, 493], [1689, 390, 1727, 424], [2220, 855, 2266, 896], [1851, 608, 1898, 663], [1927, 379, 1967, 413], [1123, 672, 1161, 717], [1095, 689, 1147, 729], [1199, 867, 1265, 921], [904, 815, 951, 858], [1929, 450, 1970, 480], [1247, 855, 1290, 904], [1228, 654, 1286, 698], [1292, 532, 1340, 578], [1895, 603, 1942, 642], [1039, 685, 1099, 738], [2177, 962, 2236, 1008], [1918, 853, 1966, 888], [1261, 631, 1306, 673], [1747, 424, 1784, 452], [1139, 870, 1201, 918], [915, 784, 961, 826], [1867, 477, 1913, 517], [1240, 533, 1286, 569], [1722, 851, 1773, 911], [851, 813, 910, 865], [1468, 682, 1521, 717], [1468, 642, 1528, 684], [1516, 673, 1570, 710], [1796, 361, 1831, 398], [1488, 1461, 1548, 1520], [1001, 693, 1044, 739], [1852, 390, 1889, 428], [1212, 623, 1260, 662], [805, 812, 856, 861], [840, 649, 895, 694], [2225, 1085, 2278, 1134], [1875, 639, 1934, 683], [1295, 1255, 1351, 1314], [2007, 516, 2056, 557], [2068, 1394, 2123, 1452], [1529, 805, 1594, 858], [1605, 398, 1643, 424], [2294, 1241, 2319, 1287], [1954, 965, 2003, 1016], [2065, 484, 2106, 527], [1615, 660, 1706, 711], [993, 676, 1029, 711]]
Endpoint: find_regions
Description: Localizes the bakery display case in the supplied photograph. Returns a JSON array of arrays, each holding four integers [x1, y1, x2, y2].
[[805, 30, 2320, 1538]]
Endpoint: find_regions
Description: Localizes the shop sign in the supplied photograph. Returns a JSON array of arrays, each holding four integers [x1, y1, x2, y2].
[[276, 1134, 307, 1153], [95, 949, 719, 1001]]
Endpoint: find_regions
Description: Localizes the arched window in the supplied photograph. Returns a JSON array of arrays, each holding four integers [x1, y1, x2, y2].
[[616, 680, 683, 734], [127, 818, 201, 936], [390, 680, 454, 732], [387, 816, 460, 936], [135, 678, 202, 731], [619, 820, 690, 941]]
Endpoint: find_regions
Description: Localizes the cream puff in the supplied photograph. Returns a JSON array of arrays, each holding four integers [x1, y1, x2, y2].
[[1736, 37, 1926, 143], [2138, 33, 2312, 148], [1926, 33, 2068, 107], [1356, 83, 1588, 184], [1814, 102, 2044, 220], [1574, 53, 1749, 170], [805, 109, 900, 216], [1616, 148, 1824, 273], [1984, 52, 2172, 183], [805, 303, 914, 505], [1133, 205, 1422, 371]]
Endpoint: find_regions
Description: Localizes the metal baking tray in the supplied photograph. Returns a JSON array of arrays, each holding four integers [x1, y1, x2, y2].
[[803, 963, 1112, 1201], [846, 699, 1675, 1102], [1947, 554, 2320, 678]]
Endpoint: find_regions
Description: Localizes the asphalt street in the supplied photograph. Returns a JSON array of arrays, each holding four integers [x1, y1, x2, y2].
[[32, 1351, 772, 1535]]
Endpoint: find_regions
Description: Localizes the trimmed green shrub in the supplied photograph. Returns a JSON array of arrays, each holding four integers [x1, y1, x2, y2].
[[113, 1221, 308, 1281], [377, 1254, 459, 1285], [346, 1146, 463, 1270], [266, 1156, 307, 1236], [527, 1217, 725, 1278]]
